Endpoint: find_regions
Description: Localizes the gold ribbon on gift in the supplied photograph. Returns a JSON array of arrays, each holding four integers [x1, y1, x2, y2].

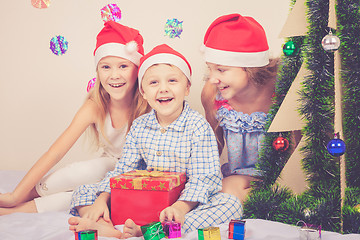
[[122, 170, 164, 177], [122, 170, 181, 190]]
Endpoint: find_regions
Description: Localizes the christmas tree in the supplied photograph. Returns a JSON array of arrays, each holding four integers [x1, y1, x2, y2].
[[243, 0, 360, 233]]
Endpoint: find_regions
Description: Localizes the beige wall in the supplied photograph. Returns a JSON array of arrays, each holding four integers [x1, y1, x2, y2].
[[0, 0, 290, 171]]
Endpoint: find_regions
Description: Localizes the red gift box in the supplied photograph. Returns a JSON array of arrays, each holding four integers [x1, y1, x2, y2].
[[110, 170, 186, 226]]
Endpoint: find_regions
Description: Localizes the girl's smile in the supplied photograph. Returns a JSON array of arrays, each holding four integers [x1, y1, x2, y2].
[[108, 82, 126, 88], [218, 85, 229, 91]]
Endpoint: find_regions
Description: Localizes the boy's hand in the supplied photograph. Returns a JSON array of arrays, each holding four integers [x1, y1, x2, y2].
[[77, 192, 111, 222], [80, 200, 110, 222], [159, 206, 185, 225], [159, 200, 198, 225]]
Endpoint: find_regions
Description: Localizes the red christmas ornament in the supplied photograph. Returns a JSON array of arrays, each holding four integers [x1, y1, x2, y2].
[[272, 136, 289, 152]]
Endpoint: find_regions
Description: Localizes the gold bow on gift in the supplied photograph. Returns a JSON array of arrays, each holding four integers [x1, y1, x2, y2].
[[122, 170, 181, 190], [123, 170, 164, 177]]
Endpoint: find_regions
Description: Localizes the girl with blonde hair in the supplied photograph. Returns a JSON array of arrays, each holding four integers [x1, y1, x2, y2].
[[0, 21, 150, 215]]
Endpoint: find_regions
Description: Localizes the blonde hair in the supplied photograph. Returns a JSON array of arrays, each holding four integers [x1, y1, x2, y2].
[[202, 58, 279, 154], [243, 58, 280, 86], [87, 71, 151, 150]]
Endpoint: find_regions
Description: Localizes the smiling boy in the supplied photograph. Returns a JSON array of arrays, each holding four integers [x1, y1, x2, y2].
[[68, 44, 242, 238], [140, 63, 190, 127]]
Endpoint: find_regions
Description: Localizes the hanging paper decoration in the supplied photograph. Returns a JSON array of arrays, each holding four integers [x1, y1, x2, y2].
[[282, 40, 299, 57], [49, 35, 68, 56], [321, 31, 340, 52], [31, 0, 50, 9], [164, 18, 183, 38], [101, 4, 121, 23], [272, 135, 289, 152], [326, 134, 346, 157], [87, 78, 96, 92]]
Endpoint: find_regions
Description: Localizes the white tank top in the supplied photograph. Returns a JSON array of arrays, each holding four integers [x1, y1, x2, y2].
[[98, 113, 127, 159]]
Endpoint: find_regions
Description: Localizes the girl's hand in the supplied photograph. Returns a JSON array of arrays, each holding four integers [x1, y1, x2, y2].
[[0, 192, 18, 207], [159, 206, 185, 225]]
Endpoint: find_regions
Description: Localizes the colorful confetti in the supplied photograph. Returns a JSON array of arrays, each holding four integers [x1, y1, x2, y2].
[[87, 78, 96, 92], [31, 0, 50, 9], [49, 35, 68, 56], [164, 18, 183, 38], [101, 4, 122, 23]]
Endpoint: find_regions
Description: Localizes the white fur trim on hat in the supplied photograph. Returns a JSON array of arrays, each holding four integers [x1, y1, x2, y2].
[[203, 45, 269, 67], [94, 42, 143, 67], [138, 53, 191, 88], [125, 41, 138, 54]]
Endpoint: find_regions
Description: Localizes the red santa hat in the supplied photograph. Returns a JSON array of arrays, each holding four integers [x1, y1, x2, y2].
[[94, 21, 144, 67], [203, 13, 269, 67], [138, 44, 192, 88]]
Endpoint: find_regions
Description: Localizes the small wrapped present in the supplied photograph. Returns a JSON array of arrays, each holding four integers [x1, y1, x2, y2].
[[162, 221, 181, 238], [298, 221, 321, 240], [198, 226, 221, 240], [141, 221, 166, 240], [228, 219, 245, 240], [74, 230, 98, 240], [110, 170, 186, 225]]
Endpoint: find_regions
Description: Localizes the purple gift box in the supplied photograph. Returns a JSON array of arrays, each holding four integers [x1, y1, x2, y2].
[[162, 221, 181, 238]]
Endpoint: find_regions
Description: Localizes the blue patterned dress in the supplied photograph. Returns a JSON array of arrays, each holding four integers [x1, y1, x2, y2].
[[215, 95, 268, 177]]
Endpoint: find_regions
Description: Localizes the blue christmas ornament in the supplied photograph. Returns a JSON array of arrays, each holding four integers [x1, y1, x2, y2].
[[327, 136, 346, 157]]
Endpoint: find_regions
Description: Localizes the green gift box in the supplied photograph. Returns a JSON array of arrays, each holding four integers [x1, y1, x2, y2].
[[74, 230, 98, 240], [141, 221, 166, 240]]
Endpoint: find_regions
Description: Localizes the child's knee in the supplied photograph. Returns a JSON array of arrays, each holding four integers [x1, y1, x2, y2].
[[225, 194, 243, 217], [228, 194, 241, 208]]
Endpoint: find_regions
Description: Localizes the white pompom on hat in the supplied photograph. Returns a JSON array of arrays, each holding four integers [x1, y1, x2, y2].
[[138, 44, 192, 88], [203, 13, 269, 67], [94, 21, 144, 67]]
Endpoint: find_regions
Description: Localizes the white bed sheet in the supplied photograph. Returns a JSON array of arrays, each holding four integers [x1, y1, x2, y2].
[[0, 170, 359, 240]]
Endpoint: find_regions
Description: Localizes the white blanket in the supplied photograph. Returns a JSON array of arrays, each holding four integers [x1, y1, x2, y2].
[[0, 170, 359, 240]]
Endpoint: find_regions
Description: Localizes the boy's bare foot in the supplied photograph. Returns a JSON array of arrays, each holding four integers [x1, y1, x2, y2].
[[123, 218, 143, 238], [68, 216, 122, 238]]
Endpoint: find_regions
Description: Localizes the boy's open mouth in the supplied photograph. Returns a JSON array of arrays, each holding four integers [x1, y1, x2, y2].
[[157, 97, 174, 103]]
